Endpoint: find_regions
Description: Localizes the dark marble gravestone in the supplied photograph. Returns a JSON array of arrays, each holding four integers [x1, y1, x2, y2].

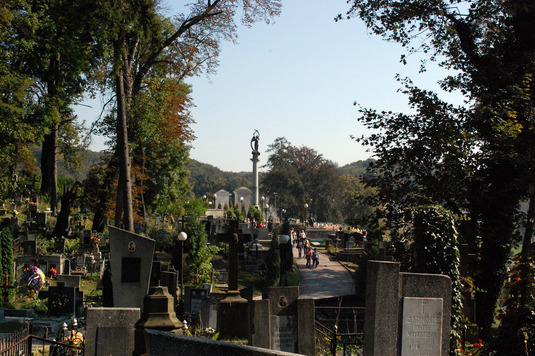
[[48, 285, 77, 316]]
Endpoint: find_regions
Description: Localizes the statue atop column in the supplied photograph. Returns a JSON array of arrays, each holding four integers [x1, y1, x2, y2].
[[250, 130, 260, 208], [250, 129, 260, 157]]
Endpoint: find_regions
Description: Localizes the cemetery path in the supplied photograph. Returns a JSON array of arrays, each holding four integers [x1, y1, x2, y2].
[[292, 247, 356, 299]]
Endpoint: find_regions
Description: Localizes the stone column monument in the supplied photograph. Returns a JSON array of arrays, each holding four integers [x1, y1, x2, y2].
[[250, 130, 260, 208]]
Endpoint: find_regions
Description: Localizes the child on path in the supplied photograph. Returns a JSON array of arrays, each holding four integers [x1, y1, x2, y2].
[[306, 249, 312, 268]]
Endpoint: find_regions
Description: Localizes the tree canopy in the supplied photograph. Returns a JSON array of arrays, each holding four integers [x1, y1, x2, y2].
[[344, 0, 535, 345]]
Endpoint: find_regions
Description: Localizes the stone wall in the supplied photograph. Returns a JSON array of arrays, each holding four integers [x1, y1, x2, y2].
[[145, 329, 306, 356]]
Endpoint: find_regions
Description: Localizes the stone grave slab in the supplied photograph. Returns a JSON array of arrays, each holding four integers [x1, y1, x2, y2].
[[271, 315, 297, 352], [401, 297, 443, 356], [48, 285, 77, 316], [96, 327, 130, 356], [35, 212, 47, 227], [22, 240, 36, 255], [57, 275, 81, 289], [54, 239, 65, 254], [85, 307, 140, 356]]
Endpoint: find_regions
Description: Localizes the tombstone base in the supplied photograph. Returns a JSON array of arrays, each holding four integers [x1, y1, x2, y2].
[[134, 286, 183, 356], [217, 290, 248, 339]]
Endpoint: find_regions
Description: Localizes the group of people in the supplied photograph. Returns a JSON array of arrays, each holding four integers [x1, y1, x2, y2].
[[292, 228, 320, 268]]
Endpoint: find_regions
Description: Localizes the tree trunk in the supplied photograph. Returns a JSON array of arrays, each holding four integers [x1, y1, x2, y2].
[[40, 128, 58, 216], [115, 68, 134, 232], [91, 154, 119, 233], [53, 182, 80, 238]]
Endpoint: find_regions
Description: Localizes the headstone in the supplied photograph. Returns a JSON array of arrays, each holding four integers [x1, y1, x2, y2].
[[75, 254, 86, 270], [81, 230, 92, 245], [189, 288, 208, 315], [206, 294, 218, 329], [22, 240, 36, 255], [249, 287, 315, 356], [35, 212, 47, 228], [48, 285, 77, 316], [150, 261, 161, 286], [54, 239, 65, 254], [160, 269, 178, 307], [233, 187, 252, 212], [267, 287, 298, 353], [214, 189, 231, 209], [363, 260, 452, 356], [64, 259, 70, 275], [85, 307, 140, 356], [57, 275, 81, 289], [109, 226, 155, 309], [216, 223, 249, 339], [27, 231, 36, 241], [346, 237, 355, 249], [401, 297, 443, 355]]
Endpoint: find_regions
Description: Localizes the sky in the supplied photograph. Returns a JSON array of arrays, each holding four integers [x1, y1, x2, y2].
[[79, 0, 462, 173]]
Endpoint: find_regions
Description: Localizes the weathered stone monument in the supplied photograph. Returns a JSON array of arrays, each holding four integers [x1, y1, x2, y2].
[[85, 307, 140, 356], [217, 220, 249, 339], [249, 286, 315, 356], [215, 189, 231, 209], [234, 187, 252, 213], [109, 226, 155, 308], [363, 260, 452, 356], [134, 284, 184, 355]]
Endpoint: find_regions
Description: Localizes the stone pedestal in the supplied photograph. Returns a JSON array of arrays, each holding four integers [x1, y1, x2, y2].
[[134, 285, 183, 356], [217, 290, 248, 339]]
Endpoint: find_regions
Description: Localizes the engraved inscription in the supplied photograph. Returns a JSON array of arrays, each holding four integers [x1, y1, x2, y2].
[[401, 297, 443, 356], [270, 315, 297, 352]]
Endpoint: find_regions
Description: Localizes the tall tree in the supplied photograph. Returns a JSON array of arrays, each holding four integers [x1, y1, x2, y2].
[[344, 0, 535, 339], [262, 137, 341, 222], [3, 0, 100, 215], [93, 0, 281, 231]]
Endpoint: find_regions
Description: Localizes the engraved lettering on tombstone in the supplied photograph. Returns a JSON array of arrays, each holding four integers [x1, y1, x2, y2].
[[402, 297, 443, 356]]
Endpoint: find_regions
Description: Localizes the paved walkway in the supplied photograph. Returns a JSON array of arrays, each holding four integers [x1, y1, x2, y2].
[[292, 245, 355, 299]]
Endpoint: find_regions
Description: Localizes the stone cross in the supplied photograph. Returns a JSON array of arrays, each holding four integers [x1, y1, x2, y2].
[[216, 220, 251, 291]]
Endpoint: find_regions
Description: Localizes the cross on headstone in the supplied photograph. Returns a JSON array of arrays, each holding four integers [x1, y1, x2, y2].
[[216, 220, 251, 291], [0, 275, 16, 305]]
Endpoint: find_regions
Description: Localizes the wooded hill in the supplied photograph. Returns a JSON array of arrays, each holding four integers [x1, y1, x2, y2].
[[51, 150, 372, 197]]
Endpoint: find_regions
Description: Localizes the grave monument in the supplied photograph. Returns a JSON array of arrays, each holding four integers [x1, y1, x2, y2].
[[217, 220, 249, 339], [249, 286, 315, 356], [109, 226, 155, 308], [363, 260, 452, 356]]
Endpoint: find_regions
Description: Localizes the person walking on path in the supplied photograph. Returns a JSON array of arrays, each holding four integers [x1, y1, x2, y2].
[[297, 238, 303, 258], [305, 249, 312, 268], [292, 245, 355, 299], [312, 248, 319, 268], [304, 238, 310, 255]]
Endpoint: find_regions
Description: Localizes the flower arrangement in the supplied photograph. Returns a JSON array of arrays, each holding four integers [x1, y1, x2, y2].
[[21, 265, 46, 292], [91, 236, 100, 245], [62, 330, 85, 355]]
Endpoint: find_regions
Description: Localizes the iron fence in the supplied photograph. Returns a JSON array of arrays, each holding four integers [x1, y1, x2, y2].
[[315, 305, 365, 356]]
